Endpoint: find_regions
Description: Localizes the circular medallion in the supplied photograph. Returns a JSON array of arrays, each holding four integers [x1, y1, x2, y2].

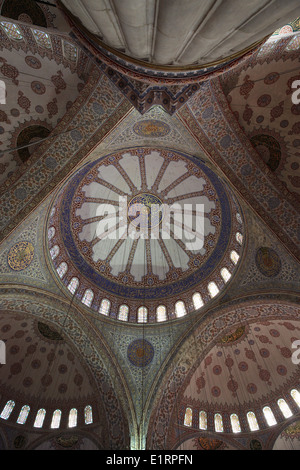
[[7, 241, 34, 271], [127, 339, 154, 367], [255, 247, 281, 277], [133, 120, 171, 138]]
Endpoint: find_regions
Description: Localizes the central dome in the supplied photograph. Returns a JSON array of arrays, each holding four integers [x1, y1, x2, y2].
[[47, 148, 244, 323]]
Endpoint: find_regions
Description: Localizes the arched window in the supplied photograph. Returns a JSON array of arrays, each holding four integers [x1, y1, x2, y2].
[[32, 29, 51, 49], [68, 277, 79, 295], [51, 409, 62, 429], [175, 301, 187, 318], [84, 405, 93, 425], [57, 262, 68, 279], [199, 411, 207, 430], [63, 41, 78, 63], [48, 226, 55, 240], [0, 400, 15, 420], [184, 407, 192, 427], [99, 299, 110, 316], [17, 405, 30, 425], [50, 245, 59, 260], [118, 305, 129, 322], [34, 409, 46, 428], [230, 250, 239, 265], [277, 398, 293, 419], [82, 289, 94, 307], [220, 267, 231, 283], [291, 389, 300, 408], [192, 293, 204, 310], [236, 232, 243, 245], [247, 411, 259, 431], [137, 306, 148, 323], [214, 413, 223, 432], [208, 281, 219, 298], [1, 21, 23, 40], [230, 414, 241, 433], [68, 408, 77, 428], [263, 406, 277, 426], [156, 305, 167, 322]]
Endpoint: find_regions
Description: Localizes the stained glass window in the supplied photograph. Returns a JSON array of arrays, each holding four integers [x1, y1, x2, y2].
[[230, 250, 239, 265], [68, 408, 77, 428], [82, 289, 94, 307], [156, 305, 167, 322], [208, 281, 219, 298], [50, 245, 59, 260], [57, 262, 68, 279], [34, 409, 46, 428], [263, 406, 277, 426], [84, 405, 93, 425], [137, 306, 148, 323], [48, 226, 55, 240], [221, 267, 231, 283], [199, 411, 207, 430], [68, 277, 79, 295], [17, 405, 30, 425], [32, 29, 51, 49], [236, 232, 243, 245], [51, 409, 62, 429], [277, 398, 293, 419], [184, 407, 193, 427], [0, 400, 15, 420], [230, 414, 241, 433], [118, 305, 129, 321], [175, 301, 187, 318], [63, 41, 78, 63], [247, 411, 259, 431], [0, 21, 23, 40], [99, 299, 110, 316], [214, 413, 223, 432], [291, 389, 300, 408], [192, 292, 204, 310]]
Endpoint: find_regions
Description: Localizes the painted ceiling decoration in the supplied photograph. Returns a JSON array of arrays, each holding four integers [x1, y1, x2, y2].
[[59, 0, 299, 69], [47, 147, 244, 322], [0, 0, 299, 452]]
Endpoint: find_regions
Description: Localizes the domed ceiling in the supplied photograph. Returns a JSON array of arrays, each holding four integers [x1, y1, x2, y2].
[[60, 0, 299, 71], [47, 147, 244, 323]]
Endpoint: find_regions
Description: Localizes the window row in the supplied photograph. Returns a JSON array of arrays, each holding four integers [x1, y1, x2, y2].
[[49, 243, 242, 322], [0, 22, 78, 63], [0, 403, 93, 428], [184, 390, 300, 433]]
